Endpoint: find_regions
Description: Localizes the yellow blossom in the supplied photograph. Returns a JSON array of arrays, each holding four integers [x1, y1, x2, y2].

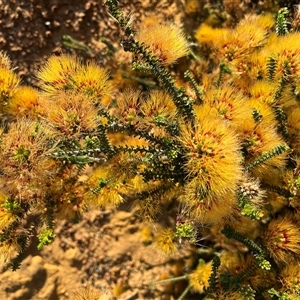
[[136, 22, 189, 65]]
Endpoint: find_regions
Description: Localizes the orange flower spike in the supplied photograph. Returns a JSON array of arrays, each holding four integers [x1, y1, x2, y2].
[[264, 215, 300, 264], [136, 22, 189, 66], [7, 86, 41, 118]]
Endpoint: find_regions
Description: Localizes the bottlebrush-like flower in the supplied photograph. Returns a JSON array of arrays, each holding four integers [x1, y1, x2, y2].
[[136, 22, 189, 66], [178, 107, 242, 198], [38, 55, 110, 101], [41, 91, 100, 139], [0, 119, 53, 193], [86, 166, 124, 208], [7, 86, 41, 118], [140, 90, 177, 125], [264, 215, 300, 264], [189, 260, 212, 293], [37, 54, 79, 95], [179, 180, 236, 224], [71, 61, 110, 103], [0, 68, 20, 105], [114, 88, 141, 127], [203, 85, 251, 128], [240, 117, 287, 177], [279, 259, 300, 294], [155, 228, 177, 255], [215, 15, 269, 62]]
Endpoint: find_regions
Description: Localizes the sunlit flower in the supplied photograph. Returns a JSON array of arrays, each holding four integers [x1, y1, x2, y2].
[[37, 54, 79, 94], [71, 62, 110, 103], [42, 91, 100, 139], [155, 228, 177, 255], [7, 86, 41, 118], [136, 22, 189, 65], [178, 107, 242, 198], [0, 68, 20, 105]]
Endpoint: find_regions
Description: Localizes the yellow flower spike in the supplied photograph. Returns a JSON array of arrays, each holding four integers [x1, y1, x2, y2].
[[0, 67, 21, 105], [254, 13, 275, 30], [42, 91, 100, 139], [189, 260, 212, 293], [72, 62, 110, 103], [85, 166, 124, 209], [155, 228, 177, 255], [247, 98, 276, 127], [136, 22, 189, 66], [264, 214, 300, 264], [7, 86, 41, 118], [195, 24, 227, 45], [114, 88, 141, 127], [0, 192, 15, 231], [179, 180, 237, 225], [215, 15, 269, 62], [140, 90, 177, 129], [246, 50, 269, 81], [37, 54, 79, 95], [0, 119, 53, 192], [286, 106, 300, 154], [240, 118, 287, 178], [202, 84, 251, 128], [248, 80, 278, 105], [280, 259, 300, 294], [178, 108, 242, 198]]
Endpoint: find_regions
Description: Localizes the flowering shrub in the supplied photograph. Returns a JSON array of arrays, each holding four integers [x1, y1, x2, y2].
[[1, 1, 300, 299]]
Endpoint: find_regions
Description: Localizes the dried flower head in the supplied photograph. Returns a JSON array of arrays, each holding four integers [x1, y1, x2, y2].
[[264, 215, 300, 264], [0, 51, 11, 69], [136, 22, 189, 65], [0, 119, 53, 192], [42, 91, 100, 139]]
